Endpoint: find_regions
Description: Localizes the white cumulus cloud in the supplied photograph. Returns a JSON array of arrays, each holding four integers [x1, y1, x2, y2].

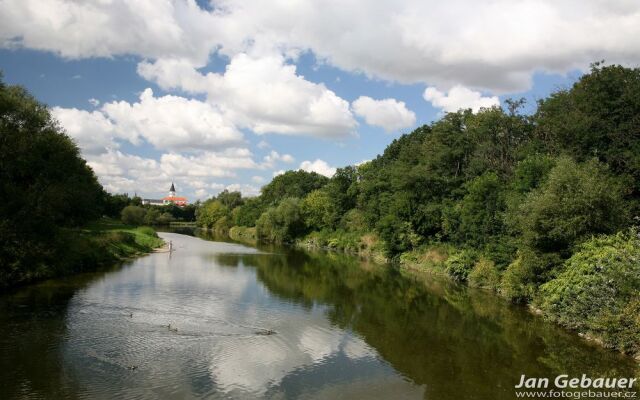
[[102, 88, 244, 152], [0, 0, 217, 65], [159, 149, 257, 178], [423, 86, 500, 113], [262, 150, 295, 169], [84, 149, 259, 199], [352, 96, 416, 132], [139, 54, 357, 138], [51, 107, 118, 154], [54, 89, 245, 155], [4, 0, 640, 93], [299, 159, 336, 178]]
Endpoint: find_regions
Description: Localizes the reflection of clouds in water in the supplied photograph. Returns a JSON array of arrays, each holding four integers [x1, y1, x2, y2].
[[343, 334, 376, 360], [62, 233, 405, 398], [210, 336, 299, 394], [299, 326, 341, 362], [209, 319, 378, 395]]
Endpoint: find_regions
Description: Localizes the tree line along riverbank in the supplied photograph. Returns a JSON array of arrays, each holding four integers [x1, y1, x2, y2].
[[0, 76, 164, 289], [195, 63, 640, 359], [1, 62, 639, 359]]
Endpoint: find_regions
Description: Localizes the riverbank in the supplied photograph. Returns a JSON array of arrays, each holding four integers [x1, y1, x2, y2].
[[396, 236, 640, 362], [0, 218, 164, 290], [221, 225, 640, 362]]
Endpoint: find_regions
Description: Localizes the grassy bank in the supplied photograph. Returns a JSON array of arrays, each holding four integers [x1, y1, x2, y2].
[[1, 218, 163, 289], [228, 226, 258, 245], [295, 229, 388, 264]]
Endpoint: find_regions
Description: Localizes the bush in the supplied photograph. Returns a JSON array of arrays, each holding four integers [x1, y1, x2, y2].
[[340, 209, 368, 231], [156, 212, 175, 225], [455, 172, 506, 246], [301, 189, 333, 231], [143, 208, 161, 225], [214, 215, 232, 234], [121, 205, 146, 226], [536, 230, 640, 354], [196, 200, 229, 228], [468, 258, 500, 290], [514, 157, 628, 254], [377, 216, 421, 257], [444, 249, 476, 282], [500, 250, 538, 302], [136, 226, 157, 238], [229, 226, 257, 243], [256, 198, 305, 243], [233, 197, 266, 227]]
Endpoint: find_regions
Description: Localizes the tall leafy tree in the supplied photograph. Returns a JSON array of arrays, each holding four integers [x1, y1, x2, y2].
[[260, 170, 329, 206], [0, 77, 104, 284]]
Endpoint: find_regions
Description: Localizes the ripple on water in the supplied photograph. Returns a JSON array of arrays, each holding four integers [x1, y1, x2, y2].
[[6, 232, 634, 400]]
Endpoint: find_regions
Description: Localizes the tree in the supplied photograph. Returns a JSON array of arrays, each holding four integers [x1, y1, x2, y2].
[[121, 206, 147, 225], [301, 189, 333, 231], [0, 77, 104, 284], [156, 212, 175, 225], [451, 172, 506, 246], [196, 200, 230, 228], [216, 189, 244, 209], [260, 170, 329, 205], [103, 193, 133, 218], [143, 208, 161, 225], [514, 157, 628, 255], [233, 197, 265, 227], [256, 198, 305, 243], [535, 62, 640, 200], [323, 166, 359, 227], [509, 154, 555, 195]]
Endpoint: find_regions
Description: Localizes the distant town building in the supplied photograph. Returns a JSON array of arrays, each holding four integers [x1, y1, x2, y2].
[[141, 198, 164, 206], [142, 183, 188, 207]]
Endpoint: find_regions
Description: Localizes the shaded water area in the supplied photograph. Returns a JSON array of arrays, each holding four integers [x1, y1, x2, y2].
[[1, 231, 637, 399]]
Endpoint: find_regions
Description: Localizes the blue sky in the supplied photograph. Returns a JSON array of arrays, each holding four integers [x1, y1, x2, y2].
[[1, 0, 636, 201]]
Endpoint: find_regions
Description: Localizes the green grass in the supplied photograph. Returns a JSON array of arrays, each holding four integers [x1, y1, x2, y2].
[[1, 218, 164, 288], [83, 218, 164, 252], [398, 243, 452, 276], [228, 226, 258, 244]]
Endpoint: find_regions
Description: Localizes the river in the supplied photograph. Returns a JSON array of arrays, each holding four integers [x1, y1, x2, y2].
[[0, 231, 637, 399]]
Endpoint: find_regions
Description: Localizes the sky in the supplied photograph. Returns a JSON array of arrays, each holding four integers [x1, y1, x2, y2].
[[1, 0, 639, 201]]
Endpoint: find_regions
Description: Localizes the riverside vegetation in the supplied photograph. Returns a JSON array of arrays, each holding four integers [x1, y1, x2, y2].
[[0, 76, 165, 289], [196, 63, 640, 357]]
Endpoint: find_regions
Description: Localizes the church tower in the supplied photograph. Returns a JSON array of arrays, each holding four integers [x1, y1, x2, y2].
[[169, 182, 176, 197]]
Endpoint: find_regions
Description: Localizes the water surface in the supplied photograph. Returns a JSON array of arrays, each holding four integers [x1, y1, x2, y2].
[[1, 231, 637, 399]]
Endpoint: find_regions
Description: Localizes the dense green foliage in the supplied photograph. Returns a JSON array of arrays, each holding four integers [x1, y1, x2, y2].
[[535, 62, 640, 203], [511, 157, 627, 255], [0, 77, 105, 286], [256, 198, 305, 243], [195, 63, 640, 354], [261, 170, 329, 205], [121, 205, 147, 225], [0, 78, 168, 288], [196, 200, 230, 229], [536, 230, 640, 354], [468, 258, 500, 290]]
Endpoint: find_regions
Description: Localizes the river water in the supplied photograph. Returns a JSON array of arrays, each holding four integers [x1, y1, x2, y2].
[[0, 231, 637, 399]]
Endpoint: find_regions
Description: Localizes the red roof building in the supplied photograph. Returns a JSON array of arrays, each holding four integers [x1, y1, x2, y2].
[[161, 183, 188, 206]]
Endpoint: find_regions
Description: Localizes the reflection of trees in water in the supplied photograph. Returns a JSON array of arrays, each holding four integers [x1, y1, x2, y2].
[[212, 248, 638, 400], [0, 267, 123, 399]]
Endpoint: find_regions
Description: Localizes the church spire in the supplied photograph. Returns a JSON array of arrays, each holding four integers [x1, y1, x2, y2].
[[169, 182, 176, 197]]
